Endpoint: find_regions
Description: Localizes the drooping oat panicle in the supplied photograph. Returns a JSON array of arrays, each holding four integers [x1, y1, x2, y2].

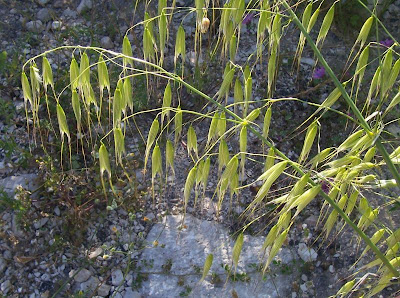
[[217, 112, 226, 137], [217, 66, 235, 99], [338, 130, 364, 151], [381, 49, 393, 96], [122, 36, 134, 67], [98, 55, 110, 93], [113, 88, 123, 129], [161, 82, 172, 126], [299, 121, 318, 163], [174, 25, 186, 66], [42, 56, 53, 91], [310, 147, 331, 169], [159, 10, 168, 65], [30, 63, 41, 97], [158, 0, 167, 15], [202, 158, 211, 190], [79, 52, 90, 88], [144, 118, 160, 172], [262, 225, 278, 251], [344, 190, 358, 216], [99, 143, 112, 179], [232, 233, 244, 273], [152, 143, 162, 179], [257, 0, 271, 59], [144, 27, 156, 62], [264, 147, 275, 171], [244, 76, 252, 117], [123, 78, 133, 112], [195, 0, 205, 27], [291, 185, 321, 217], [187, 125, 198, 157], [239, 124, 247, 176], [218, 138, 230, 172], [251, 161, 288, 207], [354, 45, 369, 90], [166, 139, 175, 175], [316, 4, 334, 48], [263, 107, 272, 139], [367, 66, 381, 103], [324, 194, 347, 238], [387, 58, 400, 94], [245, 108, 260, 122], [184, 166, 197, 210], [71, 90, 81, 130], [361, 229, 385, 256], [363, 146, 376, 162], [336, 280, 355, 297], [201, 254, 213, 282], [114, 128, 125, 165], [264, 229, 288, 272], [56, 103, 70, 142], [21, 72, 33, 107], [207, 112, 219, 144], [234, 78, 243, 111], [356, 16, 374, 48], [229, 35, 237, 62], [69, 57, 79, 90], [174, 106, 182, 144]]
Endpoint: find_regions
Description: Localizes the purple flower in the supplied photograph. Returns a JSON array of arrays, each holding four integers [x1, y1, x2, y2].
[[242, 13, 254, 25], [312, 67, 325, 80], [380, 38, 394, 48], [321, 179, 333, 194]]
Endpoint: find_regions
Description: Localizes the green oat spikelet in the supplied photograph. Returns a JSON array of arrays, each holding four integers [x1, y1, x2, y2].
[[144, 119, 160, 173], [42, 56, 53, 91], [166, 139, 175, 175], [299, 121, 318, 163], [232, 233, 244, 273], [201, 254, 214, 282], [69, 57, 79, 89], [122, 35, 134, 67], [187, 125, 198, 157], [114, 128, 125, 165]]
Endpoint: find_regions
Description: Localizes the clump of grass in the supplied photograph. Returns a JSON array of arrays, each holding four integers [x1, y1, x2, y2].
[[21, 0, 400, 295]]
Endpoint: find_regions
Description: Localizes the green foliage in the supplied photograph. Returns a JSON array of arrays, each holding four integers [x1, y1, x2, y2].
[[21, 0, 400, 295]]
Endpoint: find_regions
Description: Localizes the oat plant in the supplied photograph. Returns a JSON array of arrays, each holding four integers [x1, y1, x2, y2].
[[22, 0, 400, 295]]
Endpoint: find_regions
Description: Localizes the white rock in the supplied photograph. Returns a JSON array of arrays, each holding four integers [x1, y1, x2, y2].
[[72, 268, 92, 283], [0, 257, 6, 274], [63, 8, 77, 18], [1, 280, 11, 294], [297, 243, 318, 262], [54, 206, 60, 216], [37, 8, 52, 22], [51, 21, 62, 30], [89, 247, 103, 259], [123, 287, 141, 298], [97, 283, 111, 296], [41, 273, 50, 281], [111, 269, 124, 286], [34, 217, 49, 229], [300, 57, 315, 66], [26, 20, 44, 33], [80, 276, 100, 292], [100, 36, 114, 49], [329, 265, 335, 273], [300, 283, 308, 292], [77, 0, 92, 14]]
